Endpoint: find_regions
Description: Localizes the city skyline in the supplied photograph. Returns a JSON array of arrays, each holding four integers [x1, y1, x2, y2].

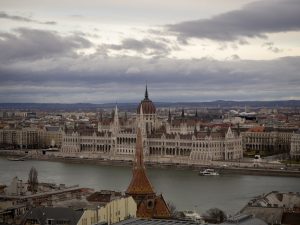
[[0, 0, 300, 103]]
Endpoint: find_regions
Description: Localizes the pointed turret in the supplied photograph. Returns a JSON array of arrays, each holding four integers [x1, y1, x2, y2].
[[145, 84, 149, 100], [112, 104, 119, 135], [99, 111, 103, 122], [181, 108, 185, 118], [168, 109, 172, 122], [134, 128, 144, 169], [206, 126, 211, 136], [126, 127, 154, 196], [114, 104, 119, 124], [195, 109, 198, 118], [194, 126, 198, 135], [226, 126, 234, 139]]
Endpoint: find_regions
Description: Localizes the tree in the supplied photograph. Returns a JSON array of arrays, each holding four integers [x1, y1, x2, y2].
[[167, 201, 177, 217], [202, 208, 227, 223], [28, 167, 38, 194]]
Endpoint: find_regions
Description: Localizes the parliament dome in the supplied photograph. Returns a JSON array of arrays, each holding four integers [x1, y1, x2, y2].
[[137, 86, 156, 114]]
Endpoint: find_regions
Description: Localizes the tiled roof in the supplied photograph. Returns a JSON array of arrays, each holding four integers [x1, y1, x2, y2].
[[126, 128, 171, 219], [247, 126, 265, 132], [136, 195, 171, 219], [137, 99, 156, 114], [126, 168, 155, 195], [22, 207, 84, 225], [113, 218, 199, 225], [87, 190, 122, 203], [221, 214, 267, 225], [45, 126, 60, 132], [153, 195, 171, 218], [241, 207, 283, 224]]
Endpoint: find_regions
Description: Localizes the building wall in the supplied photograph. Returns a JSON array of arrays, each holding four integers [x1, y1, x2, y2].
[[78, 210, 97, 225], [241, 131, 292, 154], [80, 196, 137, 225], [61, 126, 243, 163], [99, 196, 137, 225], [291, 133, 300, 159], [0, 128, 39, 149], [40, 128, 63, 148]]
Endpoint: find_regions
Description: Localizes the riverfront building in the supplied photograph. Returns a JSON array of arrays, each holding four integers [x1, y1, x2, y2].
[[290, 130, 300, 159], [241, 126, 293, 156], [60, 87, 243, 164], [0, 126, 62, 149]]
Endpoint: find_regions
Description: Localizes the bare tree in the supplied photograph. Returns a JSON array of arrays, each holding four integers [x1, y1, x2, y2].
[[167, 201, 177, 217], [202, 208, 227, 223], [28, 167, 38, 194]]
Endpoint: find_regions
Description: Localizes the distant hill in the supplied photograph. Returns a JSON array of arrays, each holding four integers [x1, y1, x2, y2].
[[0, 100, 300, 111]]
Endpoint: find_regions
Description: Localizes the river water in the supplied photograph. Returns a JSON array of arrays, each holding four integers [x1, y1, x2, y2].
[[0, 157, 299, 215]]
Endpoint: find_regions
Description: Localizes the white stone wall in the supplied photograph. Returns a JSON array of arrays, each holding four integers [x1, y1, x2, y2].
[[61, 127, 243, 163]]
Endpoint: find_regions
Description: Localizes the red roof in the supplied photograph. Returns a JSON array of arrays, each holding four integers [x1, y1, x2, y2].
[[248, 126, 265, 132]]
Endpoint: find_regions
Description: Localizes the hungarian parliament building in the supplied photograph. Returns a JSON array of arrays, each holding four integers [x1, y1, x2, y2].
[[61, 87, 243, 164]]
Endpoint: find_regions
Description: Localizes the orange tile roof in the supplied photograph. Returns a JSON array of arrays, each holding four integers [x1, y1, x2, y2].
[[248, 126, 265, 132], [126, 127, 171, 219], [126, 168, 155, 195]]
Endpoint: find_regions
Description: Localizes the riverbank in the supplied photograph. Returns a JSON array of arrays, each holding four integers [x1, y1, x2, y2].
[[44, 157, 300, 177], [1, 150, 300, 177], [1, 155, 300, 215]]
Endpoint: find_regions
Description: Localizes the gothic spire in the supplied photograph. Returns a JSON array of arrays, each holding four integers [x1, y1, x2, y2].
[[181, 108, 185, 118], [125, 126, 155, 196], [99, 111, 103, 122], [135, 127, 144, 169], [168, 108, 172, 122], [145, 84, 149, 100], [114, 104, 119, 124], [194, 125, 197, 135]]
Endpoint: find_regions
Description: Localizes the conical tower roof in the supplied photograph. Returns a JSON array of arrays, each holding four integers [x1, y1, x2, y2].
[[126, 127, 154, 195], [137, 85, 156, 114]]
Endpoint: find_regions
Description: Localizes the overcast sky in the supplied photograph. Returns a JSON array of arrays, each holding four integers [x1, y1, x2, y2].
[[0, 0, 300, 103]]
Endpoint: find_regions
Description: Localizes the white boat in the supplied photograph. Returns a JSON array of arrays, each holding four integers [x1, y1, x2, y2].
[[182, 210, 203, 223], [7, 157, 25, 161], [199, 168, 219, 176]]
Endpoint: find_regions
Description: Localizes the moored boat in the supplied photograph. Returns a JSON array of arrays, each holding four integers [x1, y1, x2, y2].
[[7, 157, 25, 161], [199, 168, 219, 176]]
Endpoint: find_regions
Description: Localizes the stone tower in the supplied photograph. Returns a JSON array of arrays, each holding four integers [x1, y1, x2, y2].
[[126, 127, 171, 218]]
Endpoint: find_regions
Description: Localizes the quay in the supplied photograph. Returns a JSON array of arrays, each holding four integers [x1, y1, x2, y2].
[[1, 150, 300, 177]]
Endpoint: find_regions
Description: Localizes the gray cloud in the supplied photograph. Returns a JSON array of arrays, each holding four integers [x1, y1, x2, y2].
[[0, 11, 57, 25], [0, 52, 299, 102], [104, 38, 173, 57], [0, 28, 92, 62], [262, 42, 283, 53], [167, 0, 300, 41]]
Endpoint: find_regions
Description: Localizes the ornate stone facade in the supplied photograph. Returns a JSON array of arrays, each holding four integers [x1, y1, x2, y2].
[[241, 127, 293, 155], [61, 87, 243, 164], [0, 127, 62, 149]]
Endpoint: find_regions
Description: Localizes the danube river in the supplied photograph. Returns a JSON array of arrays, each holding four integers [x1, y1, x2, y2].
[[1, 157, 300, 215]]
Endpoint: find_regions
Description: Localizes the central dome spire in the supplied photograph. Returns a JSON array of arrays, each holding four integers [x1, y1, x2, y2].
[[145, 84, 149, 100], [137, 85, 156, 114]]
